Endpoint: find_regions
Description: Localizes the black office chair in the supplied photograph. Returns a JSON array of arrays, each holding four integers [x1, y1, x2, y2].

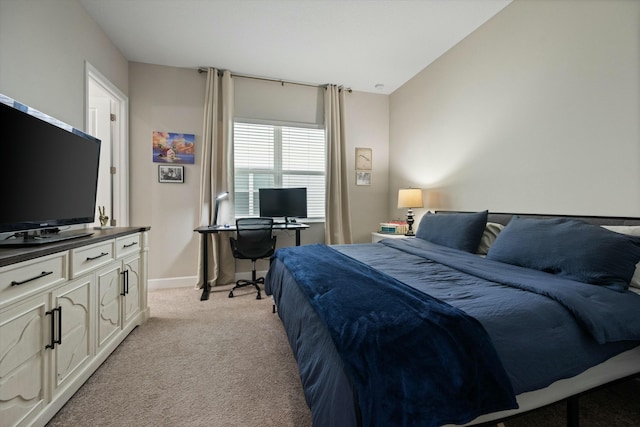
[[229, 217, 277, 299]]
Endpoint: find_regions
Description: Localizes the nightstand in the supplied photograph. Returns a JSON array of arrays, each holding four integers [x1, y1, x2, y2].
[[371, 232, 411, 243]]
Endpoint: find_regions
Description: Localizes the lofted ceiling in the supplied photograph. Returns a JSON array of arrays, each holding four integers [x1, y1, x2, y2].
[[79, 0, 512, 94]]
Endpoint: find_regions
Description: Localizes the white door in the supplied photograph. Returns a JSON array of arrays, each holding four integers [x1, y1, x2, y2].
[[85, 62, 129, 228], [88, 80, 112, 227]]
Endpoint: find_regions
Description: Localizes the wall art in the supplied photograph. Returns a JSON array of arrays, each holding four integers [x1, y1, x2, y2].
[[158, 165, 184, 183], [153, 131, 195, 164]]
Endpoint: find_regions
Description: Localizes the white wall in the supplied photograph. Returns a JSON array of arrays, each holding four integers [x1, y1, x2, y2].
[[344, 91, 390, 242], [128, 63, 204, 286], [0, 0, 128, 128], [235, 76, 324, 125], [389, 0, 640, 220]]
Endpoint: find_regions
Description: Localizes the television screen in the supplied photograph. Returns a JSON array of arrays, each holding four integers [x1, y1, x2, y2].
[[0, 95, 101, 243], [259, 187, 307, 221]]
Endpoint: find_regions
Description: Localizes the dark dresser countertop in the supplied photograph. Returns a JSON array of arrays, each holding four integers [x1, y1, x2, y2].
[[0, 227, 151, 267]]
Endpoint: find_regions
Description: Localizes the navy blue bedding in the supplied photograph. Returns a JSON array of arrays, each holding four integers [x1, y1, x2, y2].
[[265, 238, 640, 427], [380, 238, 640, 344], [272, 243, 517, 427]]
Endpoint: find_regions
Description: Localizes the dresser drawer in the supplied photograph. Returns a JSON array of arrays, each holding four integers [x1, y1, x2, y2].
[[115, 233, 142, 259], [71, 240, 115, 278], [0, 252, 68, 302]]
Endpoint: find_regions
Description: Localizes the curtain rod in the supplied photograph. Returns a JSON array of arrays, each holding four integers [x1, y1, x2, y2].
[[197, 67, 352, 93]]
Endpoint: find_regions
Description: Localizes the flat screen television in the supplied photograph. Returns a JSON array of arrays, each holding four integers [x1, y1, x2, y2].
[[259, 187, 307, 223], [0, 94, 101, 246]]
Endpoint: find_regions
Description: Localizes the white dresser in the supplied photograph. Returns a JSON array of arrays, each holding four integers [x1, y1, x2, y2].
[[0, 227, 150, 427]]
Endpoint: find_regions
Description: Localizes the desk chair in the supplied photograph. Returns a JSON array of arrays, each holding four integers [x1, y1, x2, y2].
[[229, 217, 277, 299]]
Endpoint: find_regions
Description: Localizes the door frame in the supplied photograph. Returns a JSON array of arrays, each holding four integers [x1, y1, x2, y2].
[[85, 61, 129, 227]]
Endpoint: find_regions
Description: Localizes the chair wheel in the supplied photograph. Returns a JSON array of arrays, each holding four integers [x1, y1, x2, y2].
[[256, 293, 262, 300], [228, 291, 234, 298]]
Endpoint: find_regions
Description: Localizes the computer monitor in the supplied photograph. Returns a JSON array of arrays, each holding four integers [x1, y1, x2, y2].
[[259, 187, 307, 222]]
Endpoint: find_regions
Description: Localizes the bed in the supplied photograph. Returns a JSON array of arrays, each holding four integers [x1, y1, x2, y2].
[[264, 211, 640, 427]]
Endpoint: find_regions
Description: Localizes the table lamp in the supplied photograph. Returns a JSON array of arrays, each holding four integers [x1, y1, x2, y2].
[[397, 188, 423, 236], [213, 191, 229, 226]]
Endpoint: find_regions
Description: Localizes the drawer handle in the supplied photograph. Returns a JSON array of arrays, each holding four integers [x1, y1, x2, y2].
[[11, 271, 53, 286], [123, 242, 138, 248], [45, 306, 62, 349], [86, 252, 109, 261], [120, 269, 129, 296]]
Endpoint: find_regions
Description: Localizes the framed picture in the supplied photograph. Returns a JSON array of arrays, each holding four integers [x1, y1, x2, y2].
[[152, 131, 195, 164], [355, 147, 372, 170], [158, 165, 184, 183], [356, 171, 371, 186]]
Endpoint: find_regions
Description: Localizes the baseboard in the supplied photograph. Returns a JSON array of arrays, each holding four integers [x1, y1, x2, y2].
[[149, 271, 269, 291], [149, 276, 196, 290]]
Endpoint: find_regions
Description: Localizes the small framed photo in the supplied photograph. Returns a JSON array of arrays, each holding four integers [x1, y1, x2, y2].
[[355, 147, 372, 170], [356, 171, 371, 186], [158, 165, 184, 183]]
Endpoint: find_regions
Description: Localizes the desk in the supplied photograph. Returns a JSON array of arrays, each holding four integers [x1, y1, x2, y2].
[[195, 222, 309, 300]]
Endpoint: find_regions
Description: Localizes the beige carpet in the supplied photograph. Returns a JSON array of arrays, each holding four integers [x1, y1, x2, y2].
[[47, 286, 640, 427]]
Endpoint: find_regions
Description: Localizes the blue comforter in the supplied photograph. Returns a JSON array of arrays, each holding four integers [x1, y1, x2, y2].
[[379, 238, 640, 344], [266, 238, 640, 427], [339, 239, 640, 393], [272, 243, 518, 427]]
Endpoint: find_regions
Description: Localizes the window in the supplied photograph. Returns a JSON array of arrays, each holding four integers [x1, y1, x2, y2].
[[233, 121, 325, 219]]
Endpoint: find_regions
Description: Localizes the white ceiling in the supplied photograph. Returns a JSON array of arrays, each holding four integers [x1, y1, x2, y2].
[[79, 0, 512, 94]]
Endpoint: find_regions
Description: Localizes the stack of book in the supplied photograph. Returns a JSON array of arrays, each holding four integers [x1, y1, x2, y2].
[[378, 221, 408, 235]]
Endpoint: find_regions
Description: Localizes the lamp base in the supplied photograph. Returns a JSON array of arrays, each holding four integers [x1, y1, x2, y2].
[[405, 209, 415, 236]]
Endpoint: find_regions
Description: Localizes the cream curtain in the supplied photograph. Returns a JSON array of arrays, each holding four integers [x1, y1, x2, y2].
[[324, 85, 353, 244], [197, 68, 236, 289]]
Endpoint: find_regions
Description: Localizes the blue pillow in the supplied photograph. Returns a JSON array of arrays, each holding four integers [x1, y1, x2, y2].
[[486, 217, 640, 292], [415, 211, 488, 253]]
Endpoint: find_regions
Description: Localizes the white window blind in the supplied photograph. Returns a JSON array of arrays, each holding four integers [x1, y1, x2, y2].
[[234, 121, 325, 219]]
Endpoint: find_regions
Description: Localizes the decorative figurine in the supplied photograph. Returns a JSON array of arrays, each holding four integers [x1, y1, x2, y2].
[[98, 206, 109, 227]]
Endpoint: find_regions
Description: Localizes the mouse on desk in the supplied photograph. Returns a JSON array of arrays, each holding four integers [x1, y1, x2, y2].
[[224, 224, 230, 228], [289, 218, 297, 223]]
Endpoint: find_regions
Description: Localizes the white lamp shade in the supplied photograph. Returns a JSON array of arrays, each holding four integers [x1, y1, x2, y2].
[[397, 188, 424, 209]]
